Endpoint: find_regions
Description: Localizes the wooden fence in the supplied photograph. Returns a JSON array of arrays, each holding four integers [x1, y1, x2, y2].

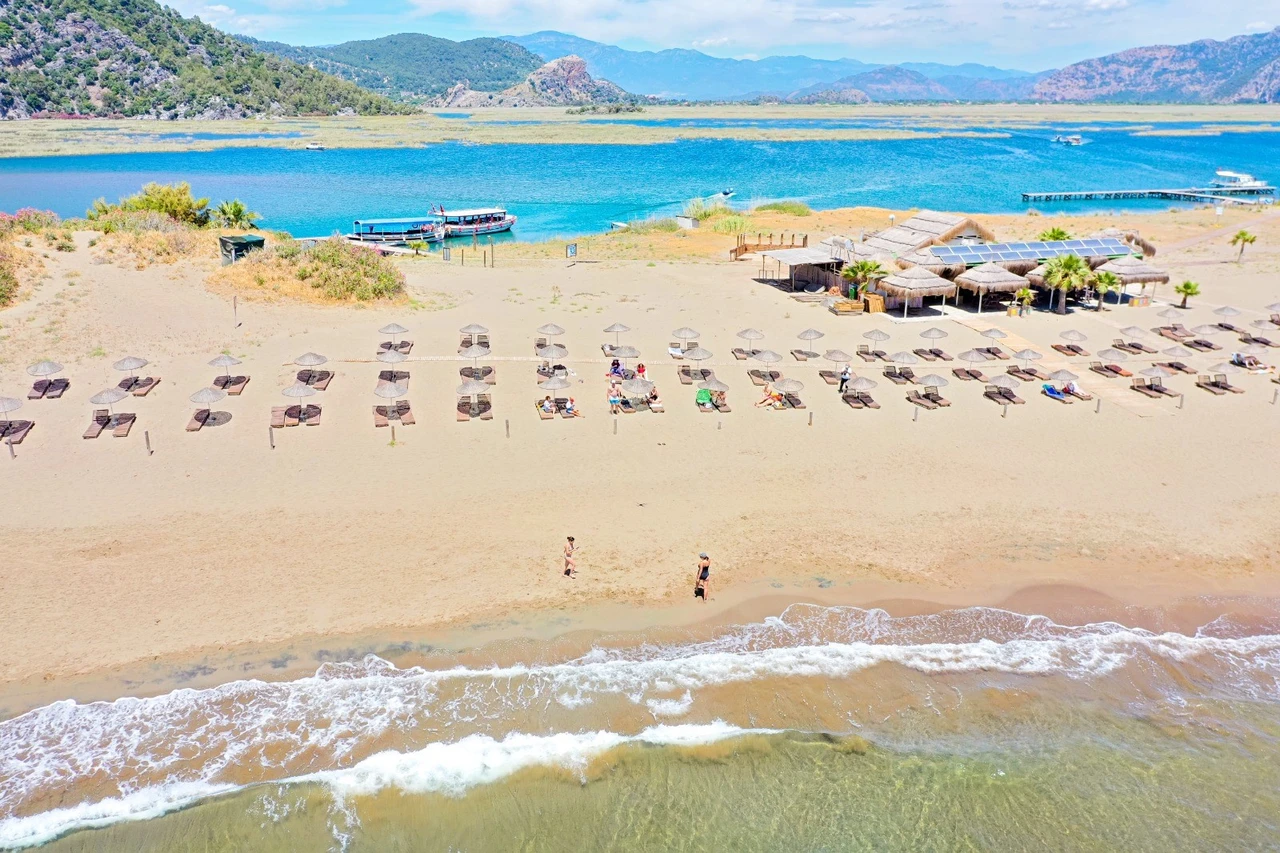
[[729, 232, 808, 261]]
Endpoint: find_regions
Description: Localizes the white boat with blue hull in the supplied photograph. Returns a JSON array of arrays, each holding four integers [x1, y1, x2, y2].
[[349, 216, 444, 245], [440, 207, 516, 238]]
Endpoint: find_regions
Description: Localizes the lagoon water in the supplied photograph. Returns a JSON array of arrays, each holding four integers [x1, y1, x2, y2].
[[3, 603, 1280, 850], [1, 124, 1276, 242]]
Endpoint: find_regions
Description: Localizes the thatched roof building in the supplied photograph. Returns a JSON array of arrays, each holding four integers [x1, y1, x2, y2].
[[824, 211, 996, 264], [1094, 255, 1169, 284], [955, 262, 1028, 295], [878, 265, 957, 299], [1025, 263, 1048, 286], [1091, 227, 1157, 258]]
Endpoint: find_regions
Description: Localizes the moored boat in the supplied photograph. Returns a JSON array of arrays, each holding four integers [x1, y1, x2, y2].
[[1211, 169, 1267, 191], [439, 207, 516, 237], [1052, 134, 1084, 146], [349, 216, 444, 245]]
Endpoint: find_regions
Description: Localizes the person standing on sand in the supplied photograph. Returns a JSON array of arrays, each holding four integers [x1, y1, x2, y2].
[[838, 364, 852, 394], [694, 553, 711, 601], [563, 536, 578, 578]]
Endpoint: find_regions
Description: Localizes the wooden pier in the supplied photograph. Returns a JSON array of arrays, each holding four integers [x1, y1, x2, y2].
[[1022, 186, 1275, 205]]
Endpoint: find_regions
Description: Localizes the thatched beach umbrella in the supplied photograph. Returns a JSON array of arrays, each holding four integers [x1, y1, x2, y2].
[[539, 375, 571, 392], [1119, 326, 1149, 340], [89, 386, 129, 424], [377, 380, 412, 418], [920, 327, 948, 341], [1214, 306, 1242, 319], [918, 374, 948, 388], [990, 373, 1020, 389], [537, 323, 566, 337], [189, 386, 226, 407], [1240, 344, 1268, 357], [1095, 255, 1169, 300], [1209, 362, 1243, 375], [980, 328, 1007, 344], [795, 328, 825, 359], [672, 327, 700, 341], [295, 352, 327, 368], [958, 349, 987, 368], [603, 322, 631, 347], [113, 356, 148, 385], [699, 377, 730, 393], [751, 349, 781, 366], [27, 360, 63, 379], [282, 381, 317, 423], [460, 322, 489, 336], [611, 345, 640, 361], [737, 328, 766, 357], [1140, 366, 1173, 380], [538, 344, 569, 361], [823, 349, 852, 364], [1013, 349, 1043, 367], [1157, 307, 1183, 321], [683, 347, 714, 381], [1162, 345, 1188, 359], [620, 378, 654, 398], [1048, 369, 1078, 383], [1191, 325, 1222, 337], [889, 351, 919, 368], [1252, 319, 1279, 331], [773, 378, 804, 395], [1098, 348, 1129, 364], [878, 266, 957, 317], [209, 354, 241, 381], [955, 262, 1027, 314], [1060, 329, 1087, 343], [0, 396, 22, 431], [862, 329, 890, 348], [379, 323, 409, 350], [848, 376, 878, 392]]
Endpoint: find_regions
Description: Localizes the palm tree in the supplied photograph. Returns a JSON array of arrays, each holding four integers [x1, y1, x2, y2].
[[1174, 279, 1201, 309], [1230, 229, 1256, 263], [213, 200, 261, 230], [1041, 253, 1090, 315], [840, 259, 886, 298], [1037, 227, 1070, 241], [1092, 270, 1120, 310], [1015, 286, 1034, 308]]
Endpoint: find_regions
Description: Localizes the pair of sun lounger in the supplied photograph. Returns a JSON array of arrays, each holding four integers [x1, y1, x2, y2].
[[842, 391, 879, 409], [454, 396, 491, 422], [1183, 338, 1222, 352], [1090, 362, 1133, 379], [296, 369, 332, 390], [1156, 324, 1194, 341], [952, 368, 989, 382], [668, 341, 700, 359], [912, 348, 954, 362], [536, 397, 581, 419], [460, 366, 497, 385], [1111, 339, 1157, 354], [1156, 361, 1195, 374], [270, 404, 321, 428], [732, 347, 761, 360], [1239, 334, 1280, 348], [1195, 375, 1244, 395], [747, 369, 780, 386], [984, 385, 1024, 405], [118, 376, 160, 397], [213, 375, 249, 395], [907, 389, 949, 409], [377, 400, 418, 425], [679, 367, 713, 384], [28, 378, 69, 400], [1051, 343, 1090, 357], [375, 370, 409, 390], [83, 409, 134, 439], [1007, 366, 1048, 383], [883, 366, 917, 385], [380, 340, 414, 355], [460, 334, 489, 351], [1131, 378, 1179, 399], [856, 345, 888, 362]]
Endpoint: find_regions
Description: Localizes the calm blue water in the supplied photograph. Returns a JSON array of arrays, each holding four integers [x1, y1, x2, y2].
[[2, 127, 1275, 241]]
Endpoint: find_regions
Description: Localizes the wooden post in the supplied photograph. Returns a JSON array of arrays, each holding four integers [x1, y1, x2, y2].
[[461, 250, 465, 266], [391, 425, 396, 443], [269, 426, 275, 450], [613, 418, 618, 435], [144, 430, 152, 455], [505, 418, 510, 438], [6, 438, 13, 459]]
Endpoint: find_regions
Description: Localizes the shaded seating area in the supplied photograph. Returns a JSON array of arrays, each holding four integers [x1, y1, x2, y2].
[[954, 262, 1028, 314], [873, 267, 957, 318], [1092, 255, 1169, 304]]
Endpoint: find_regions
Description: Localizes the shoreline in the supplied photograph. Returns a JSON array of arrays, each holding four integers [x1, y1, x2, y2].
[[1, 104, 1278, 158], [5, 567, 1278, 721]]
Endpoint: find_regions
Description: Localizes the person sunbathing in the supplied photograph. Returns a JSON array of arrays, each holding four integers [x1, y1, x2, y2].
[[1232, 353, 1264, 370], [755, 384, 781, 408], [712, 390, 726, 408], [541, 396, 555, 413], [647, 386, 661, 405], [564, 397, 584, 417], [608, 359, 625, 378]]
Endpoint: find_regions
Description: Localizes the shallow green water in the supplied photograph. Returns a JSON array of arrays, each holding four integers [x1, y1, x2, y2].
[[44, 703, 1280, 852]]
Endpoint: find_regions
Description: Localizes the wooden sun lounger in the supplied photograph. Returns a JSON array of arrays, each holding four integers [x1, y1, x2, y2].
[[842, 392, 864, 409], [1090, 362, 1120, 379], [898, 368, 917, 384], [912, 348, 938, 362], [1212, 373, 1244, 394], [983, 385, 1008, 405], [1065, 386, 1092, 401], [271, 406, 287, 428], [380, 340, 413, 354], [1007, 367, 1036, 382], [534, 337, 547, 353], [456, 398, 472, 422], [1148, 379, 1179, 398], [1183, 339, 1219, 352], [818, 370, 839, 385], [710, 399, 727, 413], [1112, 340, 1142, 355], [982, 347, 1010, 360], [747, 369, 779, 386], [1217, 323, 1246, 336], [2, 421, 33, 444], [303, 404, 322, 425], [1195, 375, 1227, 395], [112, 413, 136, 437], [732, 347, 757, 360], [923, 389, 951, 407], [1241, 335, 1280, 348], [856, 345, 877, 363], [1052, 344, 1088, 357], [28, 380, 49, 400], [1131, 378, 1163, 399], [952, 368, 974, 381], [298, 369, 333, 391], [116, 377, 139, 393], [186, 409, 210, 432], [1001, 387, 1026, 405], [130, 377, 160, 397], [669, 342, 684, 359], [554, 397, 574, 419], [1129, 341, 1157, 354], [883, 366, 908, 385], [790, 349, 810, 362], [535, 399, 554, 419], [42, 377, 69, 399], [784, 393, 805, 409], [214, 375, 250, 395], [1104, 363, 1132, 377], [1023, 367, 1049, 381], [376, 406, 392, 427], [393, 401, 416, 424], [83, 409, 109, 439], [679, 367, 712, 384], [474, 395, 491, 421], [620, 398, 637, 414], [928, 348, 953, 361], [1157, 361, 1195, 375], [906, 390, 937, 410]]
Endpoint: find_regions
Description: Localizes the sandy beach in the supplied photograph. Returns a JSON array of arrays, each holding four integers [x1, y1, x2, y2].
[[0, 202, 1278, 715]]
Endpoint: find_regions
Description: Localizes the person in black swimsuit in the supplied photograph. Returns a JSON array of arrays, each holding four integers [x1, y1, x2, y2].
[[694, 553, 710, 601]]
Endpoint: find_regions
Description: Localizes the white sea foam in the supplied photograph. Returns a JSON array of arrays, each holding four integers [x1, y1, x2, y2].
[[2, 605, 1278, 849]]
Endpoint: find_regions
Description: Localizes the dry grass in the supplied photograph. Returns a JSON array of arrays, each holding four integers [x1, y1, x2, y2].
[[90, 229, 216, 270]]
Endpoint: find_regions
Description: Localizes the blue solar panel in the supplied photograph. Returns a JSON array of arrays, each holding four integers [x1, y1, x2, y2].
[[928, 238, 1133, 266]]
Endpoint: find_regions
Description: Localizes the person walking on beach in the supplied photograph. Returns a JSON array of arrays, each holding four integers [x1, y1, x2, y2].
[[563, 536, 578, 578], [694, 552, 711, 601], [838, 364, 852, 394]]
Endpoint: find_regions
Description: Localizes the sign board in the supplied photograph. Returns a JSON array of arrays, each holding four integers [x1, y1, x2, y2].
[[442, 247, 451, 261], [1215, 206, 1224, 218], [566, 243, 578, 259]]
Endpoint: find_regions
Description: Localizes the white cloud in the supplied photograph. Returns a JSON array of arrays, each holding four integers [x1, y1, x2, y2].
[[692, 37, 731, 48], [1244, 20, 1271, 31]]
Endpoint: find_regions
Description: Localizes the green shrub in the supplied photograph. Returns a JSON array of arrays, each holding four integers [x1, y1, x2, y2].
[[89, 182, 211, 226], [625, 218, 681, 234], [711, 215, 752, 234], [301, 238, 403, 300], [682, 198, 733, 221], [753, 200, 812, 217]]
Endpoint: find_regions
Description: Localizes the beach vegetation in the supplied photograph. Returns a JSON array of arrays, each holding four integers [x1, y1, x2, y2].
[[1015, 286, 1034, 308], [1041, 253, 1090, 315], [711, 215, 752, 235], [0, 254, 18, 307], [683, 198, 733, 221], [89, 182, 211, 227], [213, 200, 261, 230], [1174, 279, 1201, 309], [840, 260, 886, 297], [0, 208, 60, 236], [1229, 229, 1256, 262], [625, 218, 681, 234], [753, 201, 812, 217], [1092, 271, 1119, 309], [215, 237, 403, 302], [1037, 227, 1071, 241]]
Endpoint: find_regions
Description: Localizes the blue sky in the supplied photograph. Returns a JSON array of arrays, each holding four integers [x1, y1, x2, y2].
[[177, 0, 1274, 70]]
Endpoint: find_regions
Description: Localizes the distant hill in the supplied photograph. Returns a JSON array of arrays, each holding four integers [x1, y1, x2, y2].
[[503, 31, 1033, 100], [242, 33, 544, 101], [1033, 27, 1280, 102], [0, 0, 405, 119], [431, 56, 635, 107]]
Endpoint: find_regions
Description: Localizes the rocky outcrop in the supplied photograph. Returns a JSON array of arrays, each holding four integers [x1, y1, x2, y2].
[[1033, 27, 1280, 103], [431, 56, 634, 107]]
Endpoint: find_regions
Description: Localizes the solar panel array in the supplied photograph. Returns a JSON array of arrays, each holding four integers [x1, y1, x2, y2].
[[928, 238, 1133, 266]]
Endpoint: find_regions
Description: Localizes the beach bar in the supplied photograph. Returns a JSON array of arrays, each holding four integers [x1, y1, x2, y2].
[[759, 247, 843, 292]]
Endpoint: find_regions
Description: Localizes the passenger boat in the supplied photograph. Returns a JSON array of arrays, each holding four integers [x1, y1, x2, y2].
[[304, 141, 325, 151], [439, 207, 516, 237], [1052, 134, 1084, 146], [1211, 170, 1267, 191], [349, 216, 444, 245]]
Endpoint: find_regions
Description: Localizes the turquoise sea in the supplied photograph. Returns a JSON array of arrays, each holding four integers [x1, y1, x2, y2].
[[1, 123, 1276, 242]]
